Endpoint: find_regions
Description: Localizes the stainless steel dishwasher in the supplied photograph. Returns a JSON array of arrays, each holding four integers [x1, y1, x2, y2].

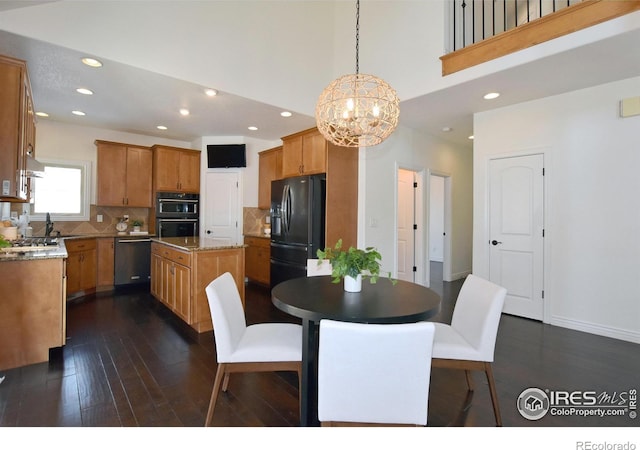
[[114, 238, 151, 286]]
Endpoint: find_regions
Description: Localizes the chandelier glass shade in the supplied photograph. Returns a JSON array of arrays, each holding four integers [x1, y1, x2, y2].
[[315, 0, 400, 148], [315, 73, 399, 147]]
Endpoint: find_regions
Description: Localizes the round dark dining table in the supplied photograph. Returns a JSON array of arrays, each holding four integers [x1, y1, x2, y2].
[[271, 275, 441, 427]]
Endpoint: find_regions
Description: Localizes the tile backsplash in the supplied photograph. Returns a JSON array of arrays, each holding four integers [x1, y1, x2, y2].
[[244, 207, 269, 235], [10, 203, 150, 236]]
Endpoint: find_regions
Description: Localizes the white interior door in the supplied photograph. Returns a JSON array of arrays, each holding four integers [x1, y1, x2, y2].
[[397, 169, 415, 282], [488, 154, 544, 320], [203, 171, 241, 245]]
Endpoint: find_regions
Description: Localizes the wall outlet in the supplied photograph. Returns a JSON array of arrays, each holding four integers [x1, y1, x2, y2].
[[97, 214, 103, 223]]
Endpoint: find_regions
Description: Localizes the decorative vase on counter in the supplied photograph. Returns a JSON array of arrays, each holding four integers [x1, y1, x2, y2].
[[343, 274, 362, 292]]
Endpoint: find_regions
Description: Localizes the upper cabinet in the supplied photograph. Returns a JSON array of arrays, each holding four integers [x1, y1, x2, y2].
[[281, 127, 359, 249], [95, 140, 153, 207], [0, 54, 36, 202], [152, 145, 201, 193], [258, 146, 282, 210], [281, 128, 327, 178]]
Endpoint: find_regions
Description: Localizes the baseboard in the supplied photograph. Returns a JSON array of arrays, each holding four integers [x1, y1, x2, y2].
[[550, 315, 640, 344]]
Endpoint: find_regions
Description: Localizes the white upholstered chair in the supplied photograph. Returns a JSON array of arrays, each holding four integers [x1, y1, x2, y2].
[[317, 319, 435, 426], [204, 272, 302, 426], [306, 258, 332, 277], [431, 274, 507, 426]]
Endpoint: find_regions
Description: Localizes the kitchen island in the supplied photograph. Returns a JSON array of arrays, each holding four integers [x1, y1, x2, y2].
[[0, 242, 68, 371], [150, 237, 245, 333]]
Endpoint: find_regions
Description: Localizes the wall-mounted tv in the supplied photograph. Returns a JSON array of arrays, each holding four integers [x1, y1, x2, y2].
[[206, 144, 246, 168]]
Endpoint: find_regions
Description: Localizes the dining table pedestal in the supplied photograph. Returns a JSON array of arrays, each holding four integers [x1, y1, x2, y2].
[[271, 276, 441, 427]]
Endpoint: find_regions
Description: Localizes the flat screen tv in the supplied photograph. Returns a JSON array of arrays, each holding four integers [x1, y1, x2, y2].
[[206, 144, 246, 168]]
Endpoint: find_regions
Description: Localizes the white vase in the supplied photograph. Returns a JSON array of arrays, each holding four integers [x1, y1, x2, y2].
[[343, 274, 362, 292]]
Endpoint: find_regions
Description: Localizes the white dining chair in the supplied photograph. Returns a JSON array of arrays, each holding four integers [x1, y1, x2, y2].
[[306, 258, 332, 277], [431, 274, 507, 426], [204, 272, 302, 426], [317, 319, 435, 426]]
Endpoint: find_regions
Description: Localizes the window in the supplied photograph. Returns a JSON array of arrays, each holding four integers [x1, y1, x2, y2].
[[30, 159, 91, 221]]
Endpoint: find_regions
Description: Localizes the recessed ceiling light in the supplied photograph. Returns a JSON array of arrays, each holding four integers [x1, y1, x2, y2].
[[36, 112, 49, 117], [468, 135, 475, 140], [81, 57, 102, 68], [157, 125, 167, 130], [205, 89, 218, 97], [248, 126, 258, 131], [483, 92, 500, 100], [442, 126, 452, 132], [76, 88, 93, 95], [72, 110, 86, 116], [179, 108, 190, 116], [280, 111, 292, 117]]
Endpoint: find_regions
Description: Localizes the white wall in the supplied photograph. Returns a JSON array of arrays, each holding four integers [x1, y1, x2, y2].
[[473, 76, 640, 344], [195, 136, 280, 209], [361, 125, 473, 282], [36, 121, 193, 204], [429, 175, 444, 262]]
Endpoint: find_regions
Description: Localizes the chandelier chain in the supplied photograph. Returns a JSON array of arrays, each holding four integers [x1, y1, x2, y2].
[[355, 0, 360, 74]]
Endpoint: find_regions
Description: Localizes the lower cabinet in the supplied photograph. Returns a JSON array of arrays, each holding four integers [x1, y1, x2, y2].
[[151, 243, 191, 323], [245, 235, 270, 285], [96, 237, 115, 288], [66, 238, 97, 297], [150, 241, 245, 333]]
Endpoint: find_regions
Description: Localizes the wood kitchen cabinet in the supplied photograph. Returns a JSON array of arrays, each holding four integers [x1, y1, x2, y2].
[[151, 240, 244, 333], [280, 127, 359, 249], [0, 258, 66, 370], [244, 235, 270, 285], [96, 237, 115, 288], [151, 242, 192, 322], [65, 238, 97, 298], [0, 54, 36, 202], [152, 145, 201, 193], [258, 146, 282, 209], [281, 128, 327, 178], [95, 140, 153, 207]]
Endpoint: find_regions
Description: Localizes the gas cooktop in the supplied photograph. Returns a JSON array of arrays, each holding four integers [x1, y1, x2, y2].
[[10, 237, 59, 248]]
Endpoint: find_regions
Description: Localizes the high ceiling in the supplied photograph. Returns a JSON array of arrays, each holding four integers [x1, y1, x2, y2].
[[1, 2, 639, 148]]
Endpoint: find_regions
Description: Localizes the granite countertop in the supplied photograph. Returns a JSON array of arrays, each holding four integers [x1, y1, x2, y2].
[[0, 240, 68, 262], [151, 236, 246, 252]]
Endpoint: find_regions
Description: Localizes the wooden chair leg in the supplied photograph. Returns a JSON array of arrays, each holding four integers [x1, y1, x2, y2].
[[483, 362, 502, 427], [205, 364, 227, 427], [222, 372, 231, 392], [464, 369, 475, 391]]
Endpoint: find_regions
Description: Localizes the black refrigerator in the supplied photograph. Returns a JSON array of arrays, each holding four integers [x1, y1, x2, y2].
[[270, 174, 326, 288]]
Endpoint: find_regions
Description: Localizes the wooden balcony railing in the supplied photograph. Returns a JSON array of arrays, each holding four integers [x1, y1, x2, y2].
[[441, 0, 640, 75]]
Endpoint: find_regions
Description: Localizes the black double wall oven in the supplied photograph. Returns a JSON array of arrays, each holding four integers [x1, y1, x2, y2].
[[155, 192, 200, 238]]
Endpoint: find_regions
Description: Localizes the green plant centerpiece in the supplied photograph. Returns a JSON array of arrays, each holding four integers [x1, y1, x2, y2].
[[316, 239, 395, 291], [132, 219, 144, 227]]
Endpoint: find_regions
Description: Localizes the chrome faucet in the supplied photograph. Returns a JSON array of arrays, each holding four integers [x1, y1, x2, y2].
[[45, 212, 54, 237]]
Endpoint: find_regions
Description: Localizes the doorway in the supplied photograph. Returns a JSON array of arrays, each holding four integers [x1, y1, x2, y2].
[[488, 154, 544, 320], [396, 168, 427, 285], [203, 170, 242, 245]]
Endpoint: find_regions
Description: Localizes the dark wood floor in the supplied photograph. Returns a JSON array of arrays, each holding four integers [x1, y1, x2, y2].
[[1, 264, 639, 428]]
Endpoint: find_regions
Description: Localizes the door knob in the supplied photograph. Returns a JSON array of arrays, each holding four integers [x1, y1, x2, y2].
[[491, 240, 502, 246]]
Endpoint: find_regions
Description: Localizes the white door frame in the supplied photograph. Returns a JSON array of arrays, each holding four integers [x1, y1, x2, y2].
[[428, 170, 453, 282], [485, 149, 549, 323], [395, 165, 426, 286], [427, 170, 453, 282], [202, 169, 243, 244]]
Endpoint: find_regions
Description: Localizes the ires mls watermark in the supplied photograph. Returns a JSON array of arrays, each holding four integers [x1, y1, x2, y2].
[[517, 387, 637, 421]]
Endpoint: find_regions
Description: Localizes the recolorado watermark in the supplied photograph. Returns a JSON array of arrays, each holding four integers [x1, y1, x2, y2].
[[517, 387, 637, 421], [576, 442, 636, 450]]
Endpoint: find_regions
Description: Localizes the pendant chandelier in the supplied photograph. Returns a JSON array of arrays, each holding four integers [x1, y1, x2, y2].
[[315, 0, 400, 148]]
